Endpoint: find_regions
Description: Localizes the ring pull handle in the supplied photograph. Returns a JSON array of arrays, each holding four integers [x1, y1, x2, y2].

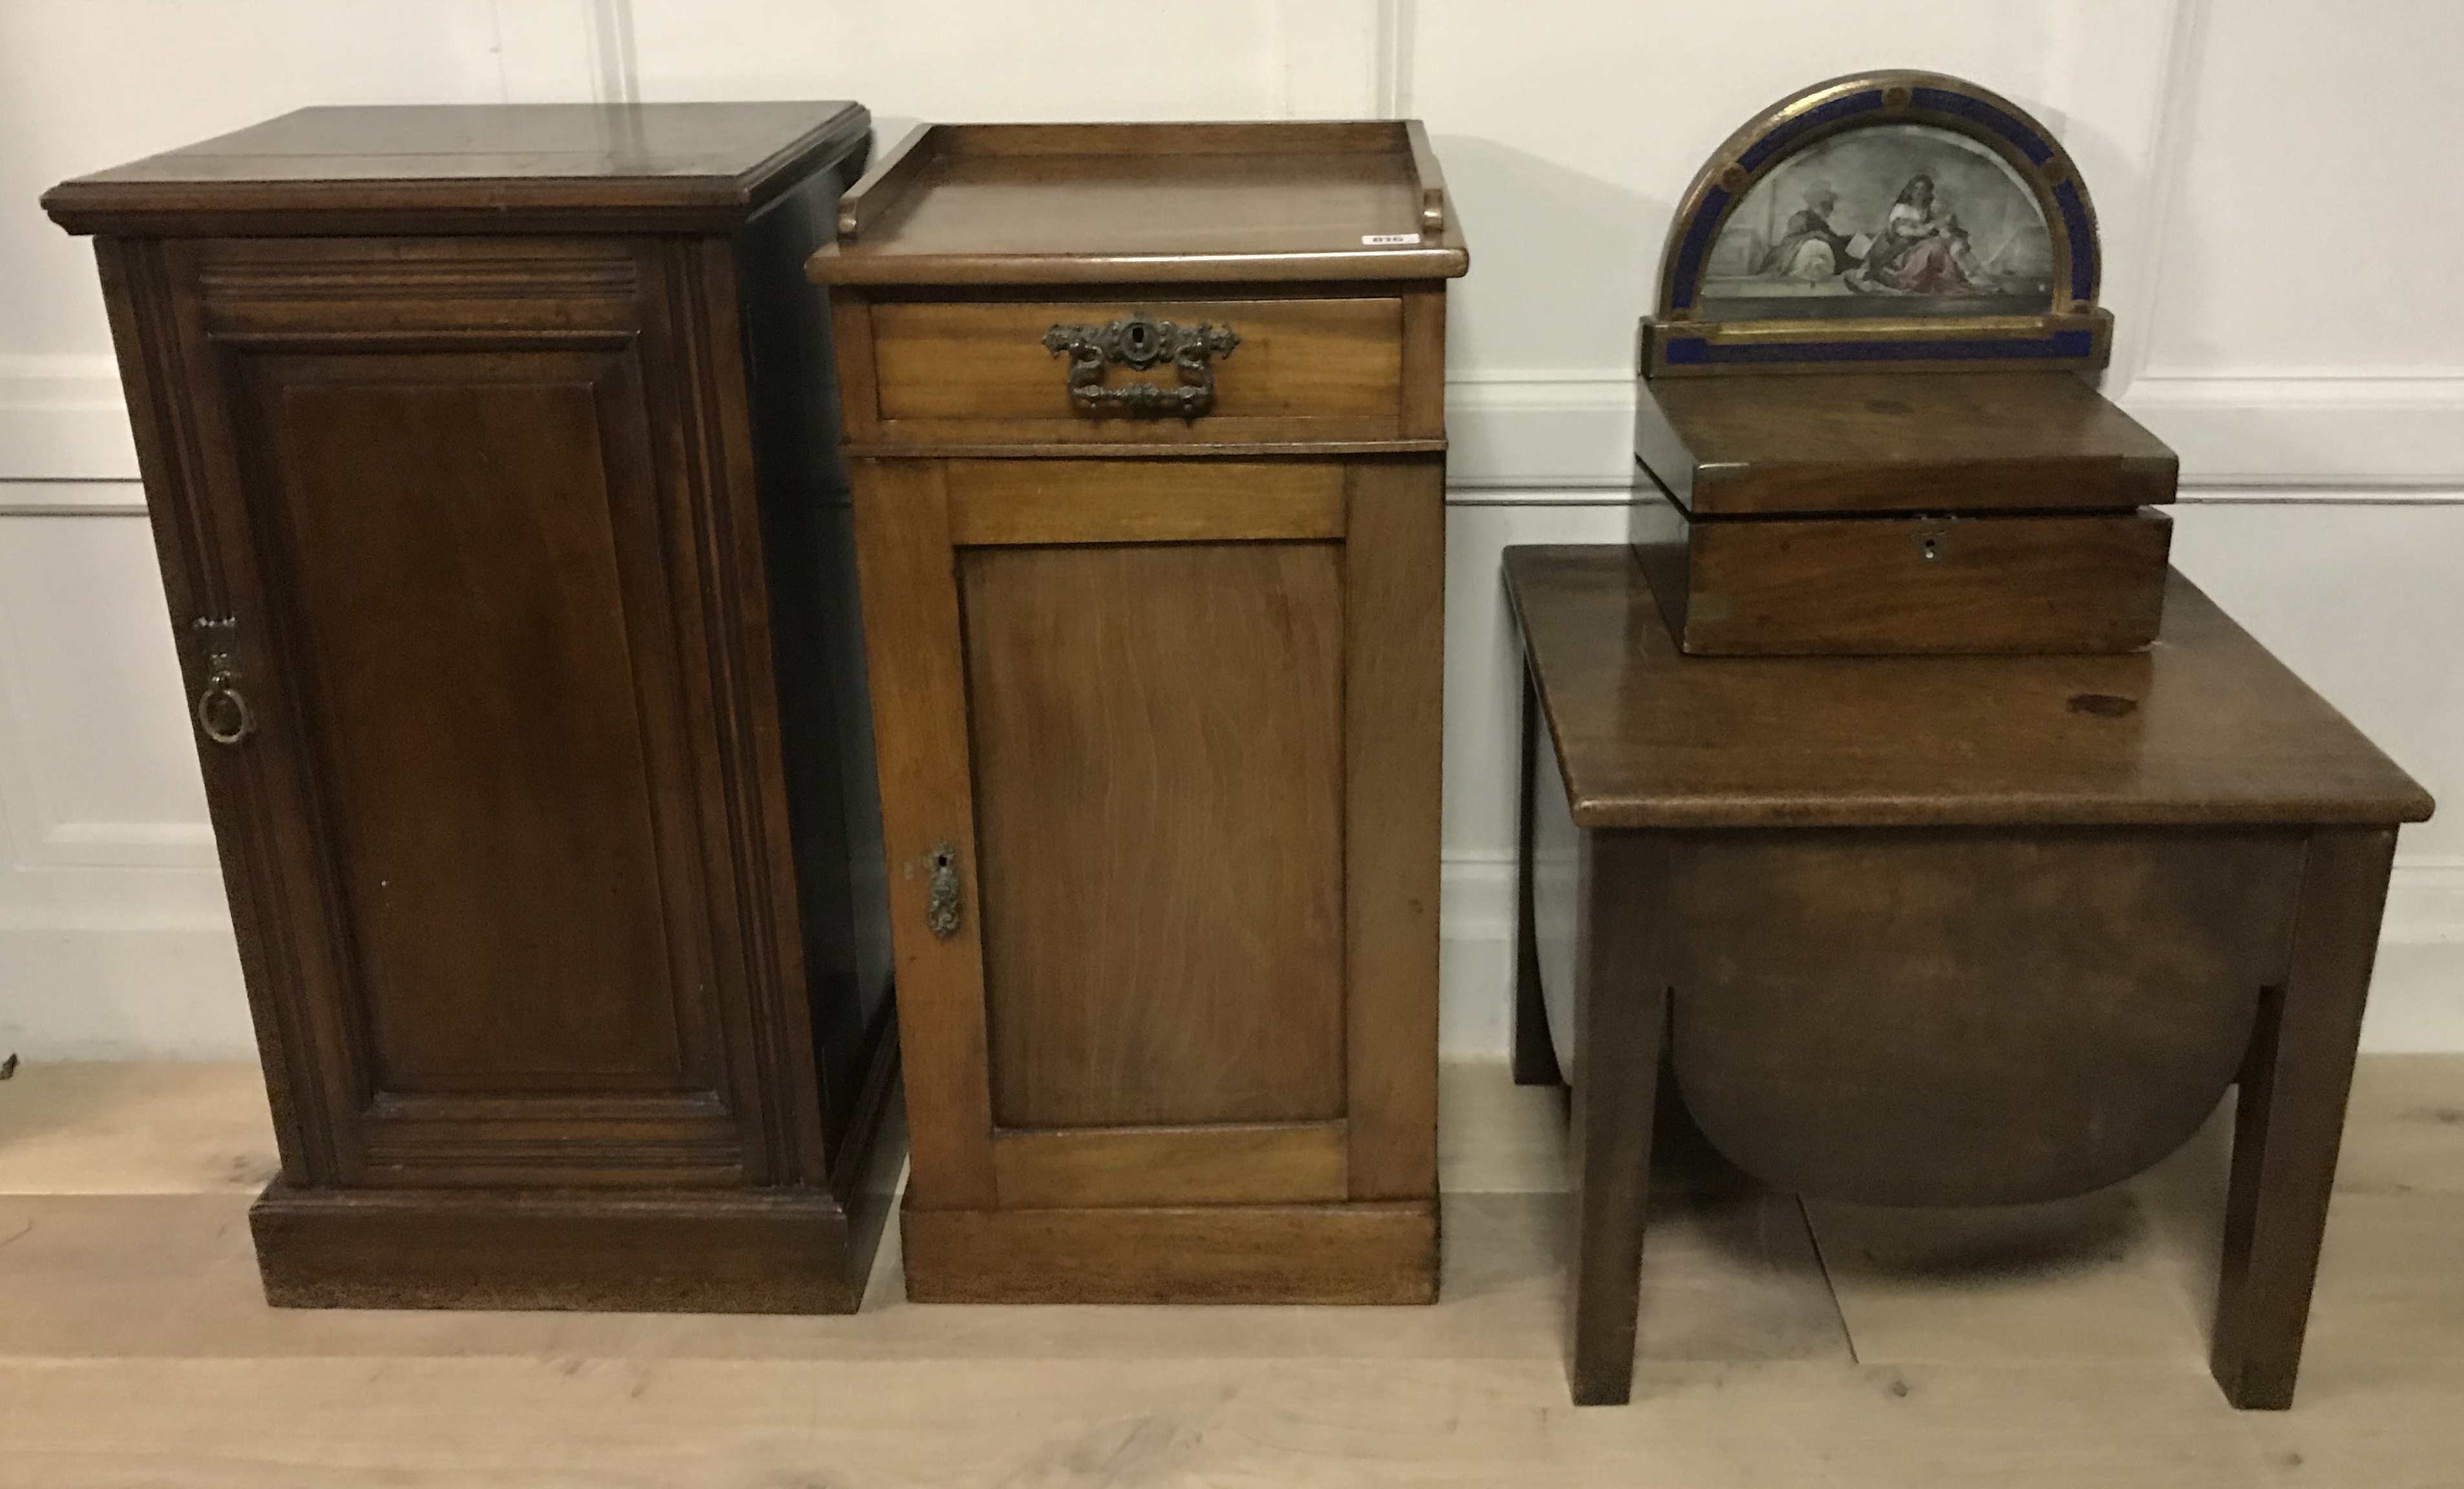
[[1042, 310, 1239, 421], [191, 617, 255, 748], [195, 676, 255, 746], [923, 841, 962, 941]]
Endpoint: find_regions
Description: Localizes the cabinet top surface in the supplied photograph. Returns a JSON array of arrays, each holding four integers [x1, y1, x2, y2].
[[44, 102, 868, 234], [1507, 545, 2434, 830], [808, 121, 1469, 286]]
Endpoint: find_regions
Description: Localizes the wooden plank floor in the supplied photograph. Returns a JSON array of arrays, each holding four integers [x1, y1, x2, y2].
[[0, 1057, 2459, 1485]]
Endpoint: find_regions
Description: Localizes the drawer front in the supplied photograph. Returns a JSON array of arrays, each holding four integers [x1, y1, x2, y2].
[[1634, 493, 2173, 655], [863, 297, 1404, 445]]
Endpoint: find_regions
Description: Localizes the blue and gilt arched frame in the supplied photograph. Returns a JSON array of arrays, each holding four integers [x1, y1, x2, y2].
[[1646, 71, 2109, 375]]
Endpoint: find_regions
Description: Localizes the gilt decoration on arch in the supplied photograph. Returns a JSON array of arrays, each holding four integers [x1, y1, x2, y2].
[[1643, 70, 2111, 377]]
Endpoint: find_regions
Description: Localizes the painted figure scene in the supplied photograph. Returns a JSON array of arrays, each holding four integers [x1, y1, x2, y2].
[[1698, 122, 2056, 321]]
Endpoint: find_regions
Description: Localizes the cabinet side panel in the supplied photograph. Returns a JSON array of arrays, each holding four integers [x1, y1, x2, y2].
[[963, 540, 1348, 1129], [735, 152, 897, 1159]]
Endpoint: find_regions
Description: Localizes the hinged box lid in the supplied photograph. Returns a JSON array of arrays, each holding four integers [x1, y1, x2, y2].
[[1636, 370, 2178, 517], [805, 121, 1469, 287]]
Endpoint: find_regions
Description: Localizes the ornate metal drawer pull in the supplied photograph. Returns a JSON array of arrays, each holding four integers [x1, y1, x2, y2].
[[924, 841, 962, 940], [1042, 310, 1238, 421], [191, 616, 255, 747]]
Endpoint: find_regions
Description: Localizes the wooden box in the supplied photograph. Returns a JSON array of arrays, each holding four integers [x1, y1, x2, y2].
[[806, 121, 1468, 1304], [1632, 370, 2178, 655], [1628, 70, 2185, 656], [44, 103, 900, 1311]]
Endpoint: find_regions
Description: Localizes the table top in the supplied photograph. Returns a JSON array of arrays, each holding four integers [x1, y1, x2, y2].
[[44, 103, 868, 235], [806, 122, 1469, 286], [1506, 545, 2434, 830]]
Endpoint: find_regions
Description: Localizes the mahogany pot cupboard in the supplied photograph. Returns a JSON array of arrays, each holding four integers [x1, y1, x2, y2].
[[1507, 547, 2432, 1409], [45, 103, 901, 1311], [806, 121, 1468, 1304]]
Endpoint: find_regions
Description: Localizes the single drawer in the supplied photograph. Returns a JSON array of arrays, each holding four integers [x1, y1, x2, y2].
[[1632, 486, 2173, 656], [860, 297, 1404, 446]]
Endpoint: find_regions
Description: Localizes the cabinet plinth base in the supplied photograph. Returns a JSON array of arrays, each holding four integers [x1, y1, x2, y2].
[[250, 1179, 891, 1315], [900, 1197, 1439, 1305]]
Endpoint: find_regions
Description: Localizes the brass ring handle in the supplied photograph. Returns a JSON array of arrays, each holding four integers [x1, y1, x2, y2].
[[189, 615, 253, 747], [195, 675, 255, 746], [1042, 310, 1238, 421]]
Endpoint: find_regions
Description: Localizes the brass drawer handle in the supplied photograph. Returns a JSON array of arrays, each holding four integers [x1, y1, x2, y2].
[[191, 617, 255, 747], [924, 841, 962, 940], [1042, 310, 1238, 420]]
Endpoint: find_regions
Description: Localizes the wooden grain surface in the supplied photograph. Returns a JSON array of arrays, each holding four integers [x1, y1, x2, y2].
[[1564, 832, 1671, 1406], [947, 459, 1345, 545], [253, 360, 698, 1104], [1509, 672, 1568, 1088], [1636, 370, 2175, 516], [834, 122, 932, 243], [991, 1122, 1348, 1209], [848, 459, 999, 1209], [732, 160, 898, 1169], [1506, 546, 2434, 829], [1342, 459, 1446, 1199], [44, 103, 868, 235], [1667, 826, 2304, 1206], [962, 541, 1348, 1130], [2213, 827, 2401, 1408], [868, 296, 1403, 441], [250, 1181, 876, 1314], [1633, 491, 2173, 655], [1399, 286, 1449, 440], [806, 121, 1469, 286], [900, 1199, 1438, 1305]]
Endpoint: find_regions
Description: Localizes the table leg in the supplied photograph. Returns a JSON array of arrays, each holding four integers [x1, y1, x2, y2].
[[1567, 830, 1669, 1406], [2211, 827, 2400, 1409], [1513, 669, 1564, 1087]]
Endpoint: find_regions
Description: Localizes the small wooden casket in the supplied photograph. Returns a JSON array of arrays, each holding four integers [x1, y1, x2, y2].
[[1632, 368, 2178, 654], [1632, 72, 2178, 655]]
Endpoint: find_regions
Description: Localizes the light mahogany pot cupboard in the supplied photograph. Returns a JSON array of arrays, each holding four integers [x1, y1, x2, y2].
[[45, 102, 900, 1311], [806, 121, 1469, 1303]]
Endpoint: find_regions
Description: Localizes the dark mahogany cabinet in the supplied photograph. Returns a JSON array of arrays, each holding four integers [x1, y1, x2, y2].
[[45, 103, 897, 1311]]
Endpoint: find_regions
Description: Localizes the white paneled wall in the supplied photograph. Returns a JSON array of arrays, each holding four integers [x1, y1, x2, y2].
[[1, 0, 2456, 1057]]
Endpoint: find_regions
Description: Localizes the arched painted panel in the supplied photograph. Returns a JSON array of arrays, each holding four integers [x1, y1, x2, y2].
[[1658, 71, 2101, 328]]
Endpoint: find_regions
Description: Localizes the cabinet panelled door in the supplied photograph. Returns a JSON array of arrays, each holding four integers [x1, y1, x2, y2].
[[852, 439, 1445, 1300], [142, 238, 784, 1188]]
